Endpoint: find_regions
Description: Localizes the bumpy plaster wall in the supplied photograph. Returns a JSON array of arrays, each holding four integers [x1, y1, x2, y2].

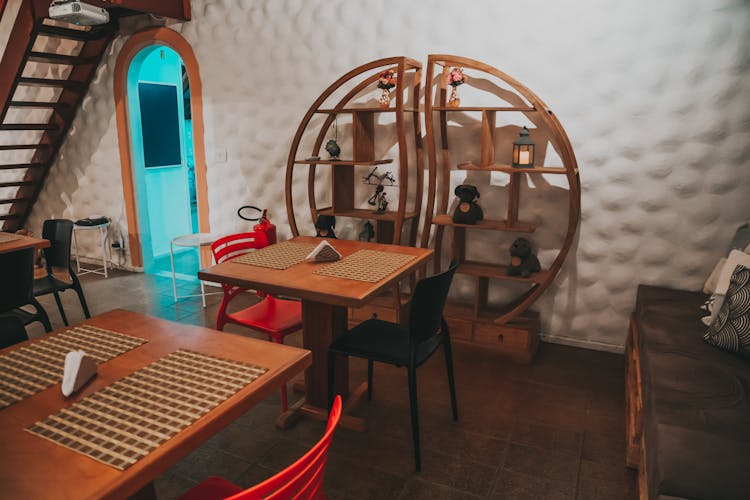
[[26, 0, 750, 351]]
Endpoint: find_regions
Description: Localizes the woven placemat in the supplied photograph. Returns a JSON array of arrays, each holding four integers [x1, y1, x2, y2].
[[314, 249, 417, 282], [233, 241, 317, 270], [0, 326, 147, 410], [0, 232, 22, 243], [26, 349, 267, 470]]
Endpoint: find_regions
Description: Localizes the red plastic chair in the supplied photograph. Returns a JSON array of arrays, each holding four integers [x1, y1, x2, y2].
[[179, 395, 343, 500], [211, 231, 302, 411]]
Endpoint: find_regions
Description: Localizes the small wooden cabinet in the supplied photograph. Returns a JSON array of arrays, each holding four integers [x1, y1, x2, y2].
[[285, 57, 423, 246], [421, 55, 581, 362]]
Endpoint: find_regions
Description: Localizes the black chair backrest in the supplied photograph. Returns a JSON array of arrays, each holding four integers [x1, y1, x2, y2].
[[42, 219, 74, 270], [0, 314, 29, 349], [408, 261, 458, 344], [0, 247, 35, 311]]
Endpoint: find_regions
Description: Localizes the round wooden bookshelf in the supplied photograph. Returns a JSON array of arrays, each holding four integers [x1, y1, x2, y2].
[[421, 54, 581, 361], [285, 57, 424, 245]]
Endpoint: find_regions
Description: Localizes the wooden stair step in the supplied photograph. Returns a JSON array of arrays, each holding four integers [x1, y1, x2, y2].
[[0, 214, 21, 221], [36, 23, 112, 41], [0, 181, 34, 188], [0, 197, 27, 205], [0, 123, 58, 131], [18, 77, 85, 90], [27, 51, 97, 65], [0, 163, 45, 170], [0, 144, 51, 150], [8, 100, 70, 109]]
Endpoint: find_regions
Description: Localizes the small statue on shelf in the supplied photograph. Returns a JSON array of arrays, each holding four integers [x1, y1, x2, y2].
[[452, 184, 483, 225], [364, 167, 395, 214], [368, 184, 389, 213], [507, 237, 541, 278], [325, 139, 340, 160], [358, 221, 375, 242], [325, 115, 340, 160], [362, 167, 395, 186], [315, 215, 337, 239]]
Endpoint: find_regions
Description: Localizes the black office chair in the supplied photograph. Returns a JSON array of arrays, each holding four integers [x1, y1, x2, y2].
[[0, 315, 29, 349], [34, 219, 91, 325], [328, 261, 459, 471], [0, 247, 52, 332]]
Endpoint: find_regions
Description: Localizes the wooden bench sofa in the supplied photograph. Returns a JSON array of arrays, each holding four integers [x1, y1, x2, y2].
[[626, 284, 750, 499]]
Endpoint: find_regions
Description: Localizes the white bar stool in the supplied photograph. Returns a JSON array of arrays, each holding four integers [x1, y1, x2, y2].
[[170, 233, 219, 307], [73, 220, 110, 278]]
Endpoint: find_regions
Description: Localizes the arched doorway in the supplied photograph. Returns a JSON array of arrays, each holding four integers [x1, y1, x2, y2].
[[114, 27, 210, 271]]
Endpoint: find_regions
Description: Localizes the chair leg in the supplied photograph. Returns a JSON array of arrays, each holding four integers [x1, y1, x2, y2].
[[367, 359, 373, 401], [52, 290, 68, 326], [327, 351, 336, 410], [407, 364, 421, 472], [72, 278, 91, 319], [32, 299, 52, 332], [443, 335, 459, 422]]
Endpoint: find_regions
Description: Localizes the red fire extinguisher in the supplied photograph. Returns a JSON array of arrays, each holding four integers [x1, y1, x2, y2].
[[238, 205, 276, 244]]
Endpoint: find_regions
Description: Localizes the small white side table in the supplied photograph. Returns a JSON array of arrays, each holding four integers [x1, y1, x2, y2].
[[170, 233, 218, 307], [73, 220, 110, 278]]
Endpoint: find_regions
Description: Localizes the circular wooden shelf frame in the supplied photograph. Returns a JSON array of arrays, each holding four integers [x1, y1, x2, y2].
[[421, 54, 581, 325], [285, 57, 424, 245]]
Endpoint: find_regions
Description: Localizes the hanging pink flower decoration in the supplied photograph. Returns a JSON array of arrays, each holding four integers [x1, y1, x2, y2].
[[377, 69, 397, 90], [446, 67, 467, 87]]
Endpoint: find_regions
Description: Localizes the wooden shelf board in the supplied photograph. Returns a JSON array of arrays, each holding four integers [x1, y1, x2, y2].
[[457, 162, 567, 174], [457, 260, 549, 284], [318, 207, 417, 222], [295, 158, 393, 166], [432, 214, 536, 233], [432, 106, 536, 112], [317, 107, 420, 114]]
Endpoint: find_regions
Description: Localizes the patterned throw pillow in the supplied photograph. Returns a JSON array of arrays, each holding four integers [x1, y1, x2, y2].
[[704, 265, 750, 357]]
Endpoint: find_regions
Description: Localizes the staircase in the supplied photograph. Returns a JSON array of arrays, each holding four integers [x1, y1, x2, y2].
[[0, 0, 191, 233], [0, 14, 116, 232]]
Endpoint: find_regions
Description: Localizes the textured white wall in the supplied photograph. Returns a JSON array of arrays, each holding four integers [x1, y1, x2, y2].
[[27, 0, 750, 350]]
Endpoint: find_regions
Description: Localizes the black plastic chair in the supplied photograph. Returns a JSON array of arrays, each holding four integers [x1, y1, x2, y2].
[[328, 261, 459, 471], [34, 219, 91, 325], [0, 315, 29, 349], [0, 247, 52, 332]]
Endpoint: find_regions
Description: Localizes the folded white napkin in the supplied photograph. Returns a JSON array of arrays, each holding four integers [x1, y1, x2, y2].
[[61, 350, 97, 397], [305, 240, 341, 262]]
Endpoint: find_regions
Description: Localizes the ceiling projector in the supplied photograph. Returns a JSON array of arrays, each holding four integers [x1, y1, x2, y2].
[[49, 1, 109, 26]]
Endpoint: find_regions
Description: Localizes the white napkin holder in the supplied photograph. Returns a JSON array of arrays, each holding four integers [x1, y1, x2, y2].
[[61, 350, 97, 397], [305, 239, 342, 262]]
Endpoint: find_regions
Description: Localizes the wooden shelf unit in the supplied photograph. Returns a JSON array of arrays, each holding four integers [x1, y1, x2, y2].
[[293, 158, 394, 166], [286, 57, 424, 246], [420, 54, 581, 362], [431, 214, 537, 233]]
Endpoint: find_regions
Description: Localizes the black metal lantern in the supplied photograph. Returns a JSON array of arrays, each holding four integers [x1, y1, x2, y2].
[[512, 126, 535, 168]]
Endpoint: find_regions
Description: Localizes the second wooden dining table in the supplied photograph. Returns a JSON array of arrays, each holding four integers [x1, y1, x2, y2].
[[198, 236, 433, 429]]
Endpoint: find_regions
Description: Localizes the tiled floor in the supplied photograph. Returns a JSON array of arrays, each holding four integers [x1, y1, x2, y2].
[[28, 269, 637, 499]]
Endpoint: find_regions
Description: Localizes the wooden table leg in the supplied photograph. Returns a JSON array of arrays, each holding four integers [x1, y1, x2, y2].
[[302, 300, 349, 405], [277, 300, 346, 427]]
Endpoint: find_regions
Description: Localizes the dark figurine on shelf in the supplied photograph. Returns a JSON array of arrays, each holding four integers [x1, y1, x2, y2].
[[452, 184, 483, 225], [364, 167, 394, 214], [377, 190, 388, 213], [507, 237, 541, 278], [315, 215, 337, 238], [362, 167, 395, 186], [358, 221, 375, 242], [368, 185, 389, 214], [325, 139, 340, 160]]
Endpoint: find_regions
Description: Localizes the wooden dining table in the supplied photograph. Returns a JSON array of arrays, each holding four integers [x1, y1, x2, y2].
[[0, 309, 311, 500], [0, 232, 49, 254], [198, 236, 433, 430]]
